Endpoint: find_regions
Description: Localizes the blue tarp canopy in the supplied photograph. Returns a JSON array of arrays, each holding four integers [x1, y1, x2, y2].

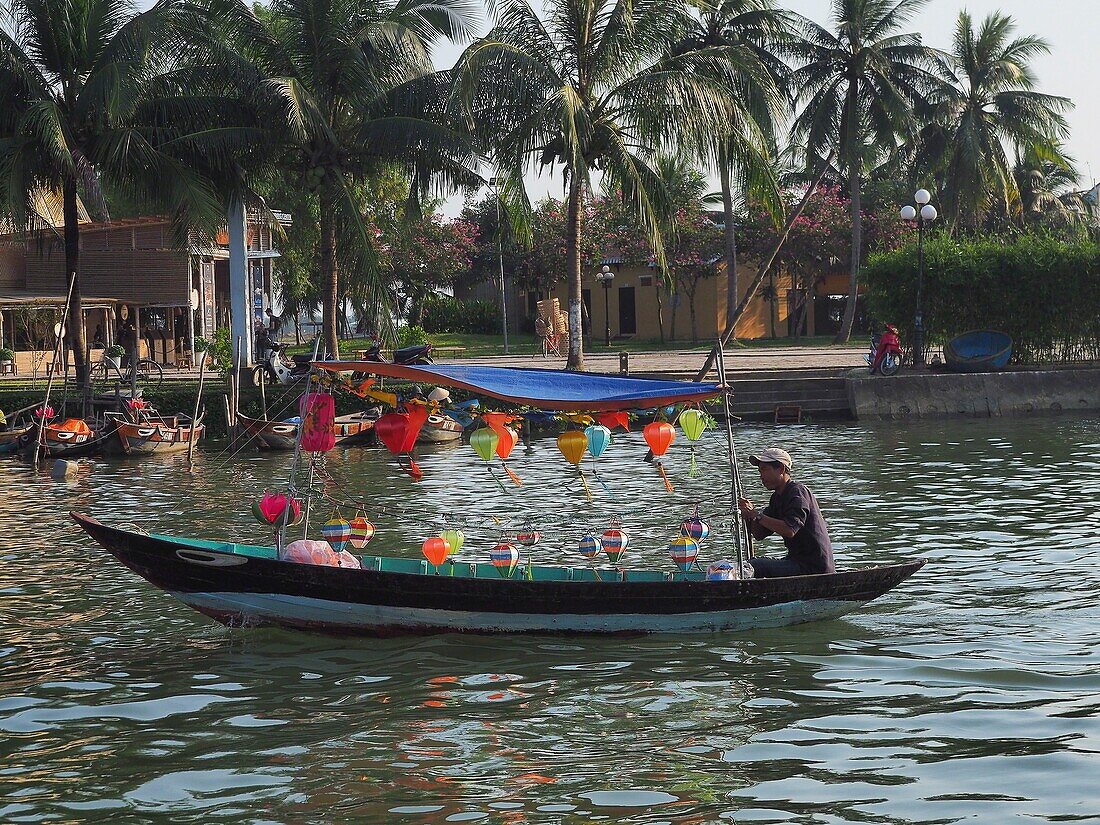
[[316, 362, 722, 412]]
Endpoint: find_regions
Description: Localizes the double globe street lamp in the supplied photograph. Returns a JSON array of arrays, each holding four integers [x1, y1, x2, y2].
[[900, 189, 938, 368], [594, 264, 615, 347]]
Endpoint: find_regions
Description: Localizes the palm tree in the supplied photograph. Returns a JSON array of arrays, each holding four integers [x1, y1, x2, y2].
[[0, 0, 230, 394], [209, 0, 479, 357], [912, 11, 1071, 232], [676, 0, 788, 341], [789, 0, 946, 342], [1012, 143, 1091, 230], [455, 0, 747, 370]]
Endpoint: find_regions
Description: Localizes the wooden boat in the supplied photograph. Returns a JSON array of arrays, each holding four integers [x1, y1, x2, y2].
[[944, 330, 1012, 372], [0, 425, 31, 455], [70, 512, 925, 635], [71, 360, 926, 636], [234, 413, 299, 451], [236, 411, 380, 451], [419, 413, 463, 443], [17, 418, 107, 458], [103, 413, 204, 456]]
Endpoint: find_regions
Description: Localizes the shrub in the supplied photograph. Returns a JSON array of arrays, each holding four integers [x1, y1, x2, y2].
[[421, 295, 502, 334], [0, 347, 14, 362], [863, 234, 1100, 363], [398, 325, 430, 347], [105, 344, 126, 358]]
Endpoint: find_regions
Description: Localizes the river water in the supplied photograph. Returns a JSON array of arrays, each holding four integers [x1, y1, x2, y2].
[[1, 415, 1098, 823]]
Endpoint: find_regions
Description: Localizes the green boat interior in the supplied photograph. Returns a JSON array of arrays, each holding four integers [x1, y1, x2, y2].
[[153, 532, 714, 582]]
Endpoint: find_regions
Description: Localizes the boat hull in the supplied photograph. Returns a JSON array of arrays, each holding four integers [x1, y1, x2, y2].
[[103, 419, 204, 455], [234, 414, 298, 450], [418, 415, 463, 443], [18, 423, 105, 458], [71, 512, 925, 636]]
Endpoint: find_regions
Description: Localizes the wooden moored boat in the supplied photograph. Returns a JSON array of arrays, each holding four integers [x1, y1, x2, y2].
[[236, 411, 380, 451], [70, 512, 924, 635], [0, 424, 32, 455], [103, 414, 204, 455], [943, 330, 1012, 372], [419, 413, 463, 443], [17, 418, 107, 458]]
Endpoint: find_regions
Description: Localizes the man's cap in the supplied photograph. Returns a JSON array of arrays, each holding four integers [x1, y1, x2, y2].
[[748, 447, 793, 471]]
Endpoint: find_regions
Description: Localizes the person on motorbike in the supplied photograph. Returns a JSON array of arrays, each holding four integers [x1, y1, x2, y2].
[[737, 447, 835, 578]]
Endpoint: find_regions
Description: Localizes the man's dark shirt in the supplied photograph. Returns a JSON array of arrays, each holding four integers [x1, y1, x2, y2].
[[761, 480, 835, 574]]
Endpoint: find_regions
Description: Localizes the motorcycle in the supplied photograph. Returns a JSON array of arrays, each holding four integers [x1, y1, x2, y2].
[[866, 324, 902, 376], [361, 339, 434, 365], [253, 338, 316, 385]]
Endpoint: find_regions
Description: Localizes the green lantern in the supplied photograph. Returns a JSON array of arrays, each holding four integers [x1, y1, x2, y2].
[[471, 427, 499, 462], [678, 408, 708, 477]]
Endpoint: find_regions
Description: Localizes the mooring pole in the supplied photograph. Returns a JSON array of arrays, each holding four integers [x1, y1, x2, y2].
[[33, 274, 76, 468], [187, 350, 207, 470], [279, 338, 320, 554]]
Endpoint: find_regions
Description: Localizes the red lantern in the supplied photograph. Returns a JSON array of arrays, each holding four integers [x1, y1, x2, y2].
[[496, 426, 519, 460], [598, 411, 630, 431], [299, 392, 336, 452], [421, 536, 451, 567], [643, 420, 675, 456], [375, 412, 408, 456]]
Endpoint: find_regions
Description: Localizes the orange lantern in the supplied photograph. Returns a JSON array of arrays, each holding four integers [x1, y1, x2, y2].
[[643, 420, 676, 493], [421, 536, 451, 568]]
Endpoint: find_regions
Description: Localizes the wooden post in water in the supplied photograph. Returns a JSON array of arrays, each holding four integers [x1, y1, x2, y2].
[[715, 340, 750, 576], [187, 351, 207, 470], [32, 274, 76, 468], [259, 366, 267, 420]]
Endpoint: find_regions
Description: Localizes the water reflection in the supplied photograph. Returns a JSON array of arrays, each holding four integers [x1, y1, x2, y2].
[[1, 415, 1099, 822]]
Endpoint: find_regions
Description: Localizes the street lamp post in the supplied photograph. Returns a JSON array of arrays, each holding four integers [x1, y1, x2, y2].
[[900, 189, 938, 368], [594, 264, 615, 346], [488, 177, 509, 354]]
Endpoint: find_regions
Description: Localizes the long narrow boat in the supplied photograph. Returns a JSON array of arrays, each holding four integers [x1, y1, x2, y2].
[[0, 424, 31, 455], [70, 512, 924, 634], [72, 361, 926, 636], [103, 413, 205, 456], [236, 411, 379, 451]]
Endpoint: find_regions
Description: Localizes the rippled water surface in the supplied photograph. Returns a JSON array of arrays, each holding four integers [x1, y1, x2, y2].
[[2, 415, 1099, 823]]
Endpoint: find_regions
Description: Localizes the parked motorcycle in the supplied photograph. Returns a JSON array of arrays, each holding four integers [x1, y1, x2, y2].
[[253, 338, 316, 385], [866, 324, 902, 376], [362, 339, 434, 365]]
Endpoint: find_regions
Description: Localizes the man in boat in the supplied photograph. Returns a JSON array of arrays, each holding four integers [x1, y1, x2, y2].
[[738, 447, 835, 578]]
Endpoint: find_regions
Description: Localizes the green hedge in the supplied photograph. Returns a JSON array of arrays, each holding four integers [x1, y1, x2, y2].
[[421, 295, 502, 334], [863, 234, 1100, 363]]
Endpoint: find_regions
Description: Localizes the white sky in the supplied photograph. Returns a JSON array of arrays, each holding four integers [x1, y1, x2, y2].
[[435, 0, 1100, 215]]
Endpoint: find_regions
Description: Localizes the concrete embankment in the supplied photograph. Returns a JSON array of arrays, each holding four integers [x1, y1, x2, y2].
[[848, 368, 1100, 421]]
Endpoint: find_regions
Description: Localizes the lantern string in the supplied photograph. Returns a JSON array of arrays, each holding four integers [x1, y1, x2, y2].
[[502, 462, 523, 486], [576, 467, 593, 502], [486, 465, 509, 494], [657, 461, 675, 494]]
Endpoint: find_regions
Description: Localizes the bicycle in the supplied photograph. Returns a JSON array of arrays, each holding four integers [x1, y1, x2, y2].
[[89, 355, 164, 393]]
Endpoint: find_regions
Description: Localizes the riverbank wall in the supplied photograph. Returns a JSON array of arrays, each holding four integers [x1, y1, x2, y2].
[[847, 368, 1100, 421]]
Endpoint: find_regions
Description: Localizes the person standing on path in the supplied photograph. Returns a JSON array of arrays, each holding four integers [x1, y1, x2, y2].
[[738, 447, 836, 577]]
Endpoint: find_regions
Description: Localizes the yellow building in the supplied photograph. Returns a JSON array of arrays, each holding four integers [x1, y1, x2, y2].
[[522, 258, 822, 344]]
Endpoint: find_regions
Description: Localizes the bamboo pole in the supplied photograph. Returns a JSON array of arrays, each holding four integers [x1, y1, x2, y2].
[[32, 273, 77, 468], [187, 351, 207, 470]]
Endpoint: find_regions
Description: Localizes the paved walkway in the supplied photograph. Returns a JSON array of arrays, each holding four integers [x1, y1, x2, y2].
[[454, 345, 868, 378]]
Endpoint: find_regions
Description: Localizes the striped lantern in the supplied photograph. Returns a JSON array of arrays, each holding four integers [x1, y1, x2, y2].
[[517, 528, 541, 547], [601, 527, 628, 565], [322, 516, 353, 551], [579, 535, 602, 560], [668, 536, 700, 572], [490, 542, 520, 578], [349, 516, 376, 549], [679, 518, 711, 542]]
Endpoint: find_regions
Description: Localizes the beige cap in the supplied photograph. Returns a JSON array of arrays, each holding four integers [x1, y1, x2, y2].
[[748, 447, 793, 471]]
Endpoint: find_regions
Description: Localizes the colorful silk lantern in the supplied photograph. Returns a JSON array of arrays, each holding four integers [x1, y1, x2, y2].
[[299, 392, 336, 452], [322, 515, 352, 551], [585, 425, 611, 457], [489, 542, 520, 578], [601, 524, 628, 565], [517, 527, 541, 547], [480, 415, 522, 486], [668, 536, 700, 572], [252, 491, 301, 527], [348, 516, 375, 548], [680, 517, 711, 542], [471, 427, 499, 461], [579, 535, 602, 560], [375, 405, 428, 480], [557, 430, 592, 501], [597, 411, 630, 431], [440, 528, 465, 558], [678, 408, 707, 477], [422, 536, 451, 568], [643, 420, 676, 493]]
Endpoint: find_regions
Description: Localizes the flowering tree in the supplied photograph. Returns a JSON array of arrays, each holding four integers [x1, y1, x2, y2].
[[384, 215, 479, 326]]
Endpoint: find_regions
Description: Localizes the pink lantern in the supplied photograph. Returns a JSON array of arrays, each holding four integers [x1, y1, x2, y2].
[[299, 392, 336, 452]]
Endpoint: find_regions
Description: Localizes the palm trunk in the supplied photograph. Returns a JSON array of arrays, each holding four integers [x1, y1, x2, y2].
[[655, 283, 665, 345], [565, 173, 585, 371], [63, 174, 88, 406], [319, 182, 339, 358], [720, 148, 739, 341], [669, 284, 678, 341], [836, 87, 861, 344]]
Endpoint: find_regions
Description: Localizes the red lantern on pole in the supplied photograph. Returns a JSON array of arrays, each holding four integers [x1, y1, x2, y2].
[[643, 420, 676, 492]]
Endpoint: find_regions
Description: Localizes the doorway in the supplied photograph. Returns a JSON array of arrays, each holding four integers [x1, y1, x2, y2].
[[618, 286, 636, 336]]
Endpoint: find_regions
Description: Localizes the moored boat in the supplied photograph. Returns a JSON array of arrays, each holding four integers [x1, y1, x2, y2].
[[17, 418, 107, 459], [943, 330, 1012, 372], [1, 424, 32, 455], [419, 413, 463, 443], [70, 512, 925, 635], [234, 413, 299, 451], [103, 413, 204, 455]]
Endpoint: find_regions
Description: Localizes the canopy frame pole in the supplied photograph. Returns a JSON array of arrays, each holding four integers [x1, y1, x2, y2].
[[715, 340, 748, 577], [279, 337, 320, 554], [33, 273, 77, 468]]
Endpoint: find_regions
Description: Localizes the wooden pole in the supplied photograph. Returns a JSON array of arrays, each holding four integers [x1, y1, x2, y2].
[[187, 351, 207, 470], [32, 274, 77, 468]]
